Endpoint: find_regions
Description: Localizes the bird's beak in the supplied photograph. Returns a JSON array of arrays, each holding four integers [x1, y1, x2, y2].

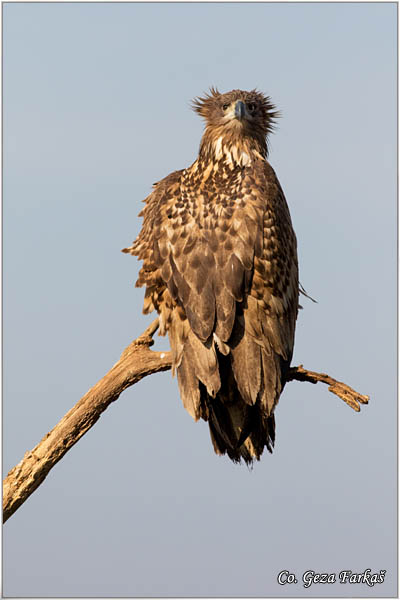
[[234, 100, 246, 121]]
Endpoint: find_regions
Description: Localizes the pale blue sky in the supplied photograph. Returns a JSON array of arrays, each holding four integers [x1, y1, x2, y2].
[[3, 2, 397, 597]]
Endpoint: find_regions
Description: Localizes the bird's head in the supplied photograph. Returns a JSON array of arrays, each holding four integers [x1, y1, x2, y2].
[[192, 87, 279, 165]]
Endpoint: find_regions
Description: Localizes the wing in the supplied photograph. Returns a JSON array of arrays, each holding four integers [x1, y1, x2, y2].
[[127, 161, 253, 343], [249, 160, 299, 363], [230, 160, 299, 415]]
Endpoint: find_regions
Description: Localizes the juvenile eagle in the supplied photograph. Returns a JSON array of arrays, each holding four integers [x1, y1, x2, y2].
[[123, 88, 299, 464]]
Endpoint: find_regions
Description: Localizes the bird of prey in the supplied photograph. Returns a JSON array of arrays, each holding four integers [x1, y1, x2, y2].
[[123, 88, 299, 464]]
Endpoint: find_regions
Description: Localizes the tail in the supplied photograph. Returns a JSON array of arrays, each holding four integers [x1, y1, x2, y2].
[[204, 353, 276, 464], [169, 313, 285, 465]]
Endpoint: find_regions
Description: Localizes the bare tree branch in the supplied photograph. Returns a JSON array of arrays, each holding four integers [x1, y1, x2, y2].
[[3, 318, 171, 524], [286, 364, 369, 412], [3, 319, 368, 523]]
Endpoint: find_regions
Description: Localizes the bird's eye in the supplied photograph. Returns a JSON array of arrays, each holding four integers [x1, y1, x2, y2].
[[222, 103, 229, 110], [247, 103, 256, 112]]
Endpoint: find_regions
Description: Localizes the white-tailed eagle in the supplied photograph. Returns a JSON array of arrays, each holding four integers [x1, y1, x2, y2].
[[123, 88, 299, 464]]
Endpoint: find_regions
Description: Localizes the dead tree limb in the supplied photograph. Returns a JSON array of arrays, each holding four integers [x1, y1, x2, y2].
[[286, 364, 369, 412], [3, 318, 368, 523], [3, 319, 172, 524]]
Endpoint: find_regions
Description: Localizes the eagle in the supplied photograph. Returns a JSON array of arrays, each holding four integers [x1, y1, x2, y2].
[[123, 88, 299, 464]]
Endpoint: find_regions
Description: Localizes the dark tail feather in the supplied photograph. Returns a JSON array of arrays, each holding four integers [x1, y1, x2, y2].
[[202, 353, 275, 465], [206, 394, 275, 464], [173, 325, 278, 464]]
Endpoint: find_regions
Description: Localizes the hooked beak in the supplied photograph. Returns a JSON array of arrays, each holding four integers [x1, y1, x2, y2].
[[234, 100, 246, 121]]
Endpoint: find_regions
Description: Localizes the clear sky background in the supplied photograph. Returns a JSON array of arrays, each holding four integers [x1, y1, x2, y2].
[[3, 2, 397, 597]]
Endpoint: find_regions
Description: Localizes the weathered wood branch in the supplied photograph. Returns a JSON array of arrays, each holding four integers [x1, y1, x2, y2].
[[3, 318, 368, 523], [286, 364, 369, 412], [3, 319, 172, 524]]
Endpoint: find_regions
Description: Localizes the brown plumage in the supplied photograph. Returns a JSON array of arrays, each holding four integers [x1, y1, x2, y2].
[[123, 88, 299, 464]]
